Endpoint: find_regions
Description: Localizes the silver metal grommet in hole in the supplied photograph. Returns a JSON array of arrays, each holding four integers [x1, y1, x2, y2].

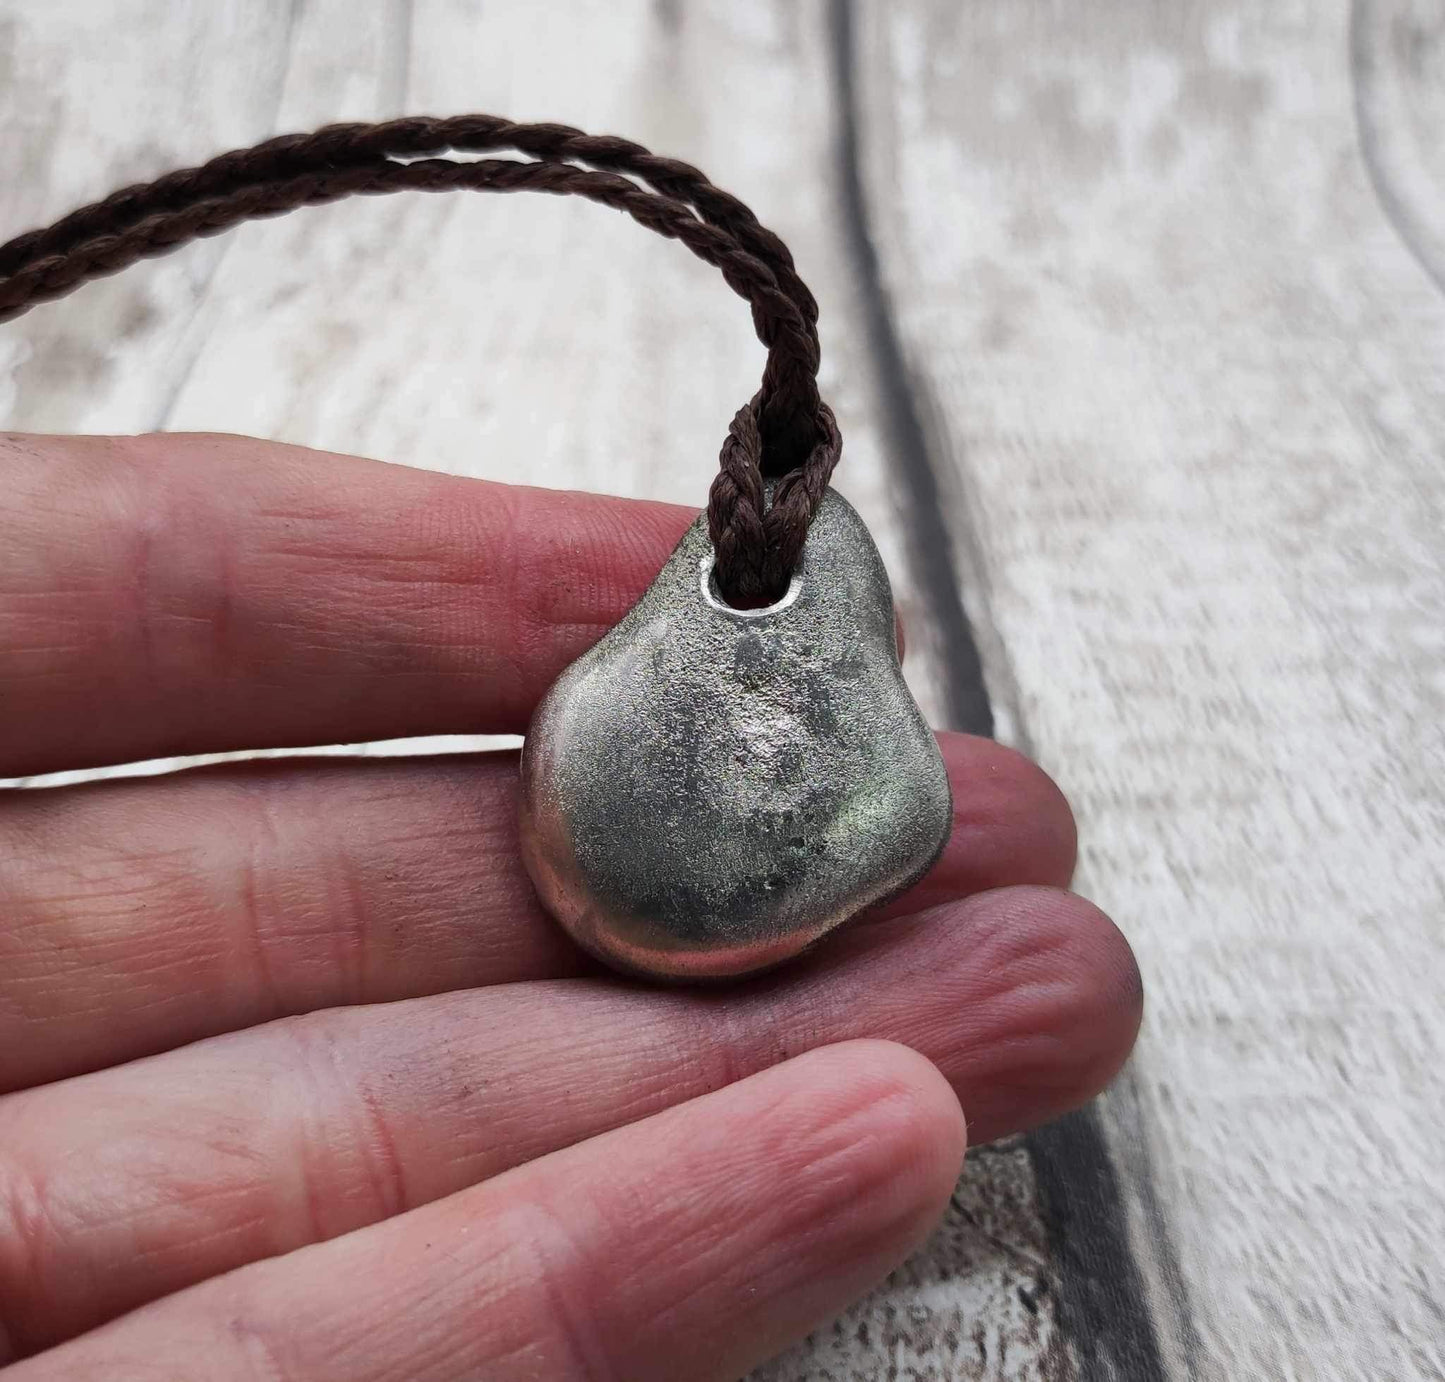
[[697, 552, 804, 618]]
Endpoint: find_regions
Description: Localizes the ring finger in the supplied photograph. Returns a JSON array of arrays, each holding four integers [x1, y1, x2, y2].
[[0, 885, 1139, 1359]]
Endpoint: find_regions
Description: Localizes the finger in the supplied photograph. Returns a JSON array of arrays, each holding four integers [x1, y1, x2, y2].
[[871, 731, 1075, 918], [0, 431, 695, 776], [7, 1042, 964, 1382], [0, 731, 1074, 1091], [0, 886, 1136, 1353]]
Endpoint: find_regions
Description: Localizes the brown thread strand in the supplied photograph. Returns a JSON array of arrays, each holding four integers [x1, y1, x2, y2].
[[0, 119, 841, 603]]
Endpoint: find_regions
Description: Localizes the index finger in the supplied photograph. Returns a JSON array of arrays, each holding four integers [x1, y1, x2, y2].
[[0, 431, 694, 776]]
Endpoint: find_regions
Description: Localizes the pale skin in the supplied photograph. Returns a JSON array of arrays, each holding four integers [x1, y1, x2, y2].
[[0, 431, 1143, 1380]]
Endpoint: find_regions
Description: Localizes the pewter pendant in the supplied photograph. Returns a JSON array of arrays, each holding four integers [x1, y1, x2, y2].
[[518, 488, 952, 981]]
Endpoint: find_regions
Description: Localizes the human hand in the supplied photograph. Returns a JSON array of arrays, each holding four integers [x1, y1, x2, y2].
[[0, 432, 1141, 1380]]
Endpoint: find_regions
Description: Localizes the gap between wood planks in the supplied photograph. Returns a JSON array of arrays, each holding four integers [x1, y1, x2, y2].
[[829, 1, 1190, 1377]]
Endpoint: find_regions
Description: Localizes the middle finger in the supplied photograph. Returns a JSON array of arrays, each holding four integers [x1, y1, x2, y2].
[[0, 732, 1076, 1091]]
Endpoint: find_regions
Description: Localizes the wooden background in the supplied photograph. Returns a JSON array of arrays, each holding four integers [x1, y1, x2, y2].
[[3, 2, 1443, 1378]]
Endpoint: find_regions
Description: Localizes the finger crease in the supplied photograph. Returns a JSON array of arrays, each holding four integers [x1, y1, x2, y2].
[[505, 1200, 623, 1382], [237, 794, 285, 1021], [0, 1150, 63, 1363], [324, 841, 373, 1005], [355, 1081, 410, 1222], [224, 1293, 298, 1382]]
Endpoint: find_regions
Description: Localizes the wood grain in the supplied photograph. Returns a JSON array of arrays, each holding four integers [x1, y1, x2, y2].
[[856, 1, 1445, 1376]]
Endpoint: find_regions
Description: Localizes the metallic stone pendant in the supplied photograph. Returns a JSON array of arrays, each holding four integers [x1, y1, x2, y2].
[[519, 488, 952, 981]]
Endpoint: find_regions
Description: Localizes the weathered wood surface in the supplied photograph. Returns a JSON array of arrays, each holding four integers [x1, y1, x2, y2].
[[854, 2, 1445, 1378], [2, 1, 1442, 1378]]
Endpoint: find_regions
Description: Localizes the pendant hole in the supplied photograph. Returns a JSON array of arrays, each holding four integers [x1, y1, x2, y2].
[[727, 588, 787, 611], [699, 554, 803, 618]]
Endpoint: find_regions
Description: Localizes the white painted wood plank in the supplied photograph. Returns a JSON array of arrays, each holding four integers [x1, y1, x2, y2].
[[0, 2, 1066, 1377], [859, 1, 1445, 1377], [0, 0, 296, 432]]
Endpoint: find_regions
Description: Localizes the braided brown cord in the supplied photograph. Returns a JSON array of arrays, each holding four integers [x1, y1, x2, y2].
[[0, 118, 841, 602]]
